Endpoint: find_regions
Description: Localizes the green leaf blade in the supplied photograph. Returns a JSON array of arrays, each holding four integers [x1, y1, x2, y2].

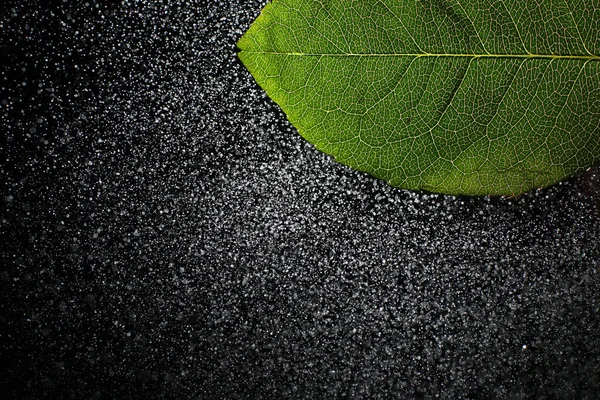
[[238, 0, 600, 196]]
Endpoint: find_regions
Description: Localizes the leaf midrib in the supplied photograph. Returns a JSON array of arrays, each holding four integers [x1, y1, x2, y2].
[[241, 51, 600, 61]]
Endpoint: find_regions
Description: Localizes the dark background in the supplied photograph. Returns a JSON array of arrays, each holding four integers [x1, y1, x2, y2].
[[2, 1, 600, 398]]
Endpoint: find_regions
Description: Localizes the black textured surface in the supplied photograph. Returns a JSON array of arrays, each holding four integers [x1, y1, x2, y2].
[[2, 1, 600, 399]]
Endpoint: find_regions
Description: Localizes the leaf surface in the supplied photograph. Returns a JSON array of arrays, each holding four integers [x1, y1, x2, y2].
[[238, 0, 600, 195]]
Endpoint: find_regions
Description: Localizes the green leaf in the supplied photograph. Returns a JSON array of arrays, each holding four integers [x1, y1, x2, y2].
[[237, 0, 600, 196]]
